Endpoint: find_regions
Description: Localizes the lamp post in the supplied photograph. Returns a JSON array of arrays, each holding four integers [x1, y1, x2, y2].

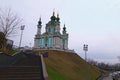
[[19, 25, 25, 48], [83, 44, 88, 80], [83, 44, 88, 61]]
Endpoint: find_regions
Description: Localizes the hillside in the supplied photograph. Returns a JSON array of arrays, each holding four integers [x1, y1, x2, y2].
[[36, 50, 101, 80]]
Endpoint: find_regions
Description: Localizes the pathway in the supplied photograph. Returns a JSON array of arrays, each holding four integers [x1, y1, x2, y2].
[[103, 75, 120, 80], [103, 75, 113, 80]]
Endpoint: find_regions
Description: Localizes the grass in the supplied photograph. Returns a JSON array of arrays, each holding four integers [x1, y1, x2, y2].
[[46, 64, 71, 80], [35, 50, 101, 80]]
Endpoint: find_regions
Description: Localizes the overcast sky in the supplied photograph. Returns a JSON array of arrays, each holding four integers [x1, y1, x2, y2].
[[0, 0, 120, 64]]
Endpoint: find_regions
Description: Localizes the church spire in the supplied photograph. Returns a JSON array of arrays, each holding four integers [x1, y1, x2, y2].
[[57, 13, 59, 17], [63, 24, 66, 34], [63, 24, 66, 31], [51, 11, 56, 22], [38, 17, 42, 26], [56, 13, 60, 22], [37, 17, 42, 34], [53, 10, 55, 16]]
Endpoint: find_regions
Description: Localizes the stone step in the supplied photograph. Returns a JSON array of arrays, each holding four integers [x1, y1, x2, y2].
[[0, 52, 44, 80], [0, 69, 40, 72], [0, 77, 41, 80], [0, 72, 40, 74], [0, 76, 41, 78], [0, 72, 40, 75], [0, 66, 40, 68], [0, 66, 42, 80], [0, 66, 40, 71]]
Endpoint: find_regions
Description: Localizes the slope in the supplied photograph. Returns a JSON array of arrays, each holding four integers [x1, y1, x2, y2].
[[36, 50, 101, 80]]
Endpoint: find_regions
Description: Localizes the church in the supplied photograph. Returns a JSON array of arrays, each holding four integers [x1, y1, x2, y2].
[[34, 12, 69, 50]]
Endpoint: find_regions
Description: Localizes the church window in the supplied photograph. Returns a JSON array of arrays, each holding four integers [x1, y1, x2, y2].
[[49, 37, 52, 48]]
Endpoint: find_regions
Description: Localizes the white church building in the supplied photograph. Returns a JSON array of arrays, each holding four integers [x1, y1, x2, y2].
[[34, 12, 69, 50]]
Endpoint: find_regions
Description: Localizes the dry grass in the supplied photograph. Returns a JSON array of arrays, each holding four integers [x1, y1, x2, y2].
[[35, 50, 101, 80]]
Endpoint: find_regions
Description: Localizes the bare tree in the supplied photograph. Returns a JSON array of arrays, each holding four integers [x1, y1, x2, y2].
[[0, 8, 22, 38], [87, 59, 99, 66]]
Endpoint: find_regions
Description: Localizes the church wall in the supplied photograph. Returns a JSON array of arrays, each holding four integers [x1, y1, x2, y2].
[[53, 37, 56, 49], [40, 36, 53, 49], [39, 37, 44, 48], [65, 40, 67, 49], [58, 37, 61, 48], [34, 39, 37, 48], [62, 39, 65, 49], [60, 38, 63, 49], [54, 37, 61, 49], [34, 39, 39, 48], [37, 28, 41, 34]]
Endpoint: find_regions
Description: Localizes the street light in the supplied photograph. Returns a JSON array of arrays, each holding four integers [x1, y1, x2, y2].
[[19, 25, 25, 48], [83, 44, 88, 80], [83, 44, 88, 61]]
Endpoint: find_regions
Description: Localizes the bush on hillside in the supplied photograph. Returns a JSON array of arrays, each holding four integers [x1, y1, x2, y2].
[[0, 32, 7, 51], [0, 32, 17, 54]]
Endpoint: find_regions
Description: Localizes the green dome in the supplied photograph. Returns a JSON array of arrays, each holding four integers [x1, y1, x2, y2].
[[50, 15, 56, 21], [38, 20, 42, 25], [56, 17, 60, 22], [50, 11, 56, 21], [38, 17, 42, 25]]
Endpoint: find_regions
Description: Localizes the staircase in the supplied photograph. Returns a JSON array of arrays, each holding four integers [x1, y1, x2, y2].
[[0, 66, 41, 80], [0, 52, 44, 80]]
